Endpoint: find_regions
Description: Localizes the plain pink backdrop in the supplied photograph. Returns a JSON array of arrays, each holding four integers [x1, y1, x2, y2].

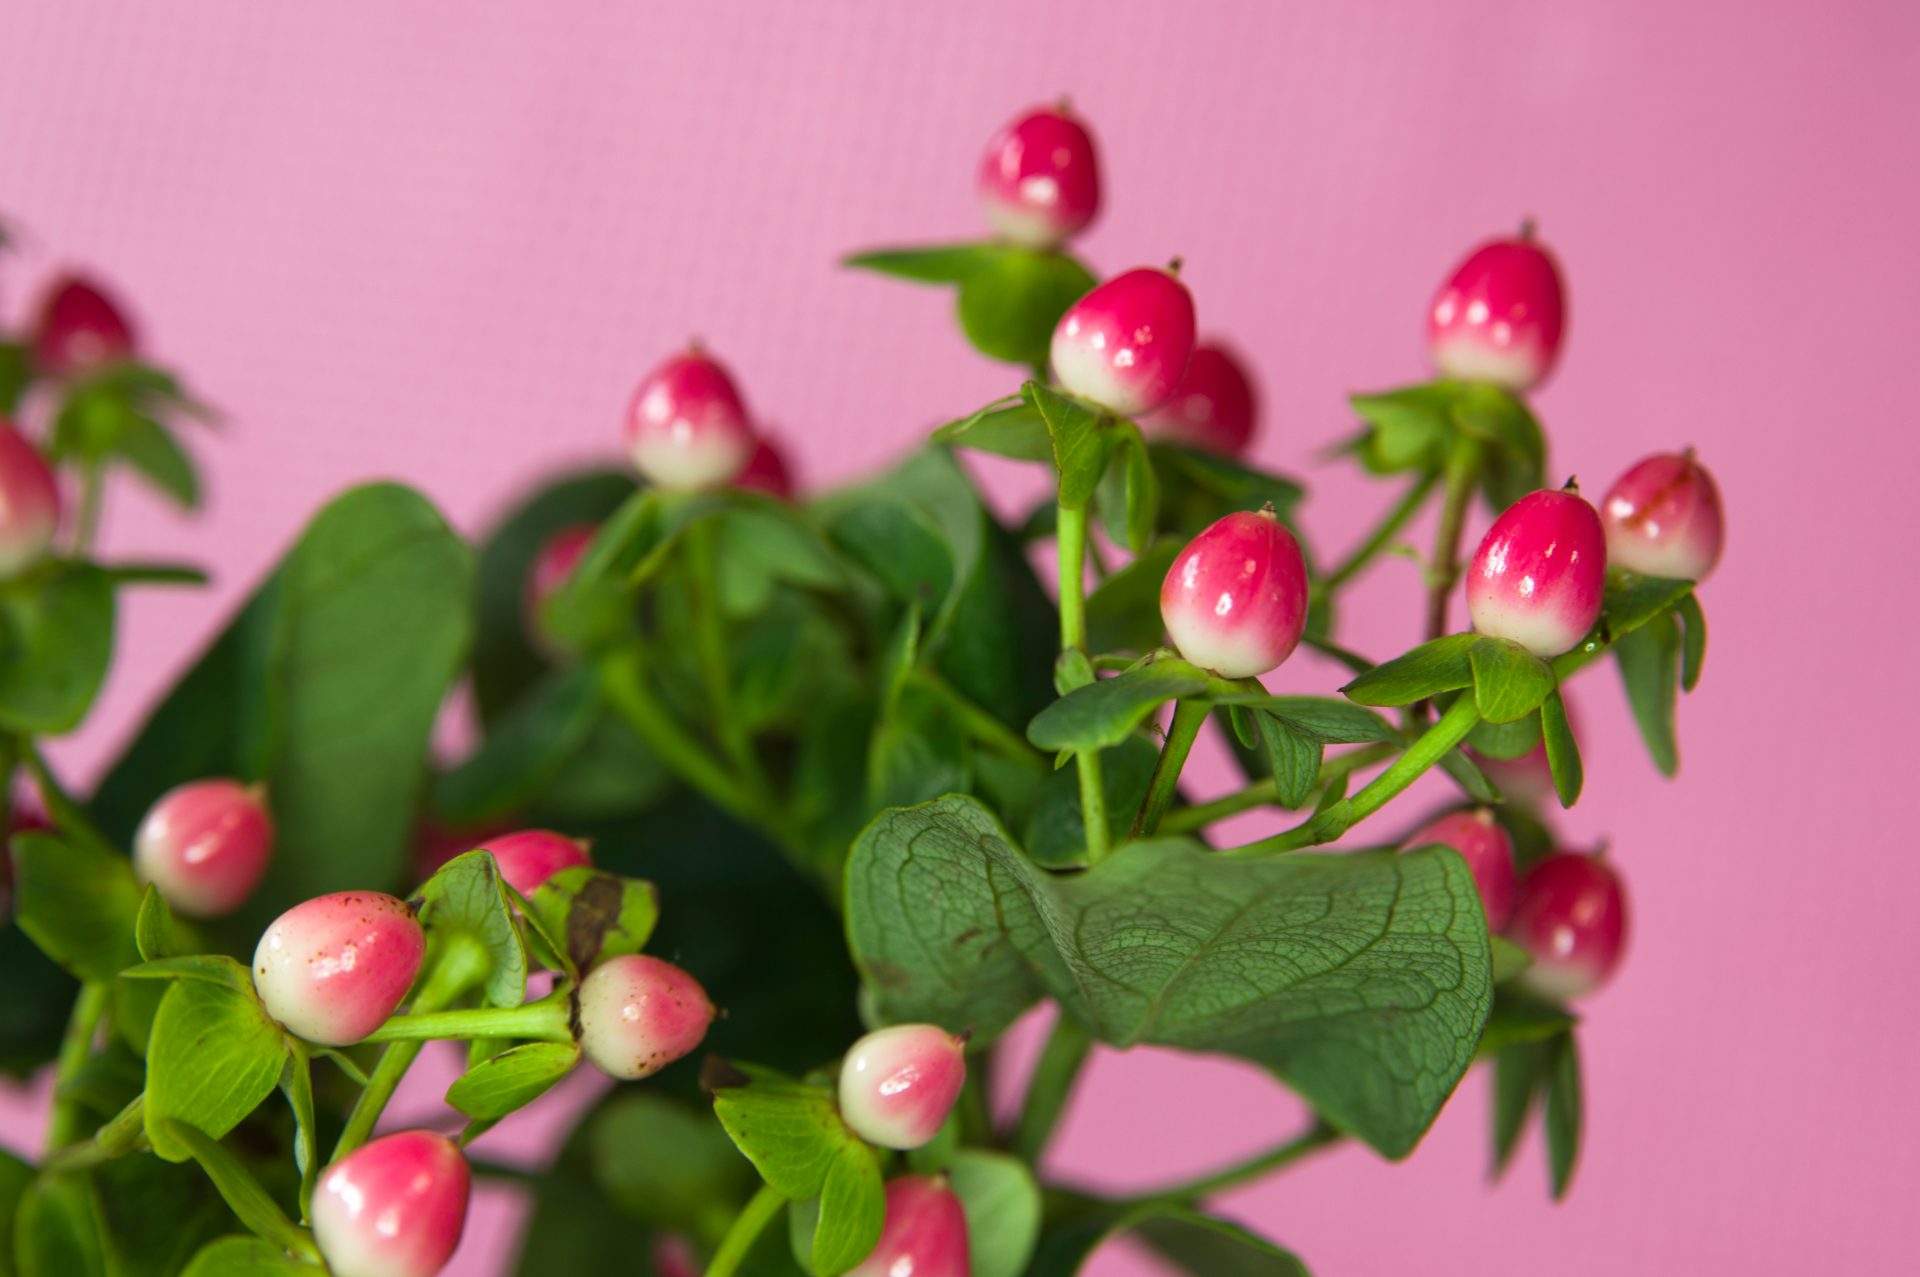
[[3, 1, 1917, 1273]]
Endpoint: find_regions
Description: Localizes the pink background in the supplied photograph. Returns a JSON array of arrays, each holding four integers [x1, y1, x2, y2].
[[3, 1, 1917, 1272]]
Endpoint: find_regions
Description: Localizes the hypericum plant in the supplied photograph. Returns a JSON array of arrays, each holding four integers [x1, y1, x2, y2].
[[0, 101, 1724, 1277]]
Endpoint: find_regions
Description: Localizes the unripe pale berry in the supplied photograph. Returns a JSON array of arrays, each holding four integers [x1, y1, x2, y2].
[[32, 274, 137, 378], [253, 892, 425, 1045], [1160, 508, 1309, 679], [850, 1176, 970, 1277], [1506, 853, 1628, 1002], [133, 779, 274, 919], [1050, 266, 1197, 418], [312, 1130, 469, 1277], [1465, 486, 1606, 658], [735, 435, 795, 499], [0, 425, 61, 578], [526, 523, 597, 618], [1138, 343, 1258, 456], [576, 953, 716, 1080], [1404, 808, 1517, 930], [623, 347, 755, 490], [838, 1023, 967, 1151], [478, 828, 590, 897], [978, 104, 1101, 248], [1601, 451, 1725, 582], [1428, 231, 1566, 392]]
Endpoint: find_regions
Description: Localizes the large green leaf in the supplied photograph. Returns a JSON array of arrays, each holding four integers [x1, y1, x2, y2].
[[956, 249, 1097, 368], [0, 564, 115, 735], [846, 796, 1494, 1158], [8, 831, 141, 981], [144, 980, 290, 1162]]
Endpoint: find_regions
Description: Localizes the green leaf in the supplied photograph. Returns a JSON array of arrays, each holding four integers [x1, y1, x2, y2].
[[447, 1041, 580, 1121], [1022, 735, 1158, 870], [180, 1236, 321, 1276], [588, 1093, 752, 1224], [1487, 935, 1534, 985], [1597, 569, 1694, 638], [156, 1120, 314, 1261], [869, 683, 970, 812], [847, 795, 1493, 1158], [1675, 593, 1707, 692], [13, 1173, 109, 1277], [1538, 689, 1583, 807], [0, 1147, 34, 1275], [955, 249, 1097, 368], [144, 980, 289, 1162], [1094, 424, 1159, 554], [1255, 712, 1321, 808], [416, 849, 529, 1009], [1490, 1038, 1549, 1179], [526, 865, 660, 976], [0, 564, 115, 734], [1466, 709, 1541, 761], [121, 955, 251, 989], [1437, 745, 1501, 804], [1135, 1210, 1311, 1276], [1151, 445, 1306, 541], [933, 398, 1052, 462], [1478, 992, 1575, 1055], [280, 1051, 318, 1218], [1222, 695, 1399, 744], [1468, 636, 1556, 724], [0, 341, 30, 414], [9, 831, 140, 981], [1544, 1031, 1584, 1199], [827, 498, 957, 614], [1023, 381, 1112, 509], [1450, 382, 1546, 510], [112, 412, 200, 508], [947, 1151, 1041, 1277], [1341, 633, 1475, 708], [134, 886, 182, 962], [1347, 383, 1454, 474], [434, 664, 601, 825], [1087, 543, 1179, 657], [810, 1144, 884, 1275], [1615, 613, 1680, 776], [844, 243, 1001, 284], [1026, 659, 1217, 753]]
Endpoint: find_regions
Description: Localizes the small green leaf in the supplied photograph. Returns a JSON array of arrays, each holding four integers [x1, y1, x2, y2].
[[1023, 735, 1158, 870], [0, 564, 116, 734], [157, 1119, 315, 1261], [447, 1041, 581, 1122], [281, 1050, 318, 1218], [1599, 570, 1694, 637], [811, 1144, 884, 1275], [134, 885, 182, 962], [1538, 689, 1583, 807], [1490, 1038, 1549, 1179], [1152, 445, 1306, 539], [1615, 613, 1681, 776], [1341, 633, 1476, 708], [1221, 695, 1399, 744], [709, 1073, 853, 1200], [1675, 593, 1707, 692], [947, 1150, 1042, 1277], [1347, 383, 1454, 474], [10, 831, 141, 981], [1023, 381, 1113, 510], [933, 397, 1052, 461], [1437, 745, 1501, 804], [844, 243, 1001, 284], [122, 954, 252, 989], [1134, 1210, 1311, 1276], [416, 850, 528, 1009], [1488, 935, 1535, 986], [180, 1235, 323, 1276], [1255, 712, 1322, 808], [955, 249, 1097, 368], [1026, 659, 1217, 753], [145, 981, 289, 1162], [1468, 636, 1557, 725], [112, 412, 201, 508], [1466, 710, 1542, 760], [1478, 992, 1576, 1055], [527, 866, 660, 976], [1544, 1030, 1584, 1199], [1094, 425, 1159, 554]]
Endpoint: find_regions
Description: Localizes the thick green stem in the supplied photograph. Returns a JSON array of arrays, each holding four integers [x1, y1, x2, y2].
[[705, 1184, 784, 1277], [1056, 503, 1110, 864], [43, 1095, 147, 1173], [44, 982, 110, 1152], [1425, 439, 1482, 642], [1131, 699, 1208, 838], [1326, 471, 1439, 590], [1012, 1014, 1094, 1162], [1129, 1120, 1342, 1204], [360, 998, 571, 1045], [685, 519, 757, 780], [1159, 742, 1397, 837]]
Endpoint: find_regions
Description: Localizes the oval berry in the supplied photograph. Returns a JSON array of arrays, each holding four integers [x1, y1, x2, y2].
[[978, 104, 1101, 249], [0, 425, 61, 578], [312, 1130, 469, 1277], [133, 779, 274, 919], [1506, 853, 1628, 1001], [577, 953, 716, 1080], [1161, 508, 1309, 678], [1601, 451, 1724, 582], [735, 435, 795, 499], [1404, 808, 1517, 930], [32, 275, 137, 379], [253, 892, 425, 1045], [1465, 486, 1606, 657], [1428, 231, 1567, 391], [1139, 343, 1258, 456], [1050, 267, 1197, 417], [479, 828, 590, 897], [838, 1023, 968, 1151], [623, 347, 755, 490], [851, 1176, 970, 1277]]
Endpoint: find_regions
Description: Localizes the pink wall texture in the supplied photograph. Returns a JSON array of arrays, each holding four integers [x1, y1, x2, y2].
[[2, 1, 1916, 1273]]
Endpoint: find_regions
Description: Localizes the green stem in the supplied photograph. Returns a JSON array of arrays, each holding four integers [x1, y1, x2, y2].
[[1158, 742, 1397, 837], [598, 650, 778, 835], [43, 1095, 147, 1173], [915, 671, 1048, 772], [1129, 1120, 1342, 1204], [1131, 699, 1208, 838], [1326, 471, 1439, 590], [685, 519, 757, 780], [72, 460, 104, 556], [44, 982, 109, 1152], [1056, 504, 1110, 864], [1425, 439, 1482, 642], [1012, 1014, 1094, 1162], [704, 1184, 784, 1277], [360, 996, 571, 1045]]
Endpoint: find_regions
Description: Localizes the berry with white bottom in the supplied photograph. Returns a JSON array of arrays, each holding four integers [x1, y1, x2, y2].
[[849, 1176, 970, 1277], [1506, 853, 1628, 1002], [837, 1023, 968, 1150], [1160, 508, 1309, 678], [1465, 485, 1606, 658], [1428, 229, 1566, 392], [623, 347, 755, 490], [978, 104, 1100, 248], [252, 892, 425, 1045], [576, 953, 716, 1080], [1601, 451, 1725, 581], [32, 275, 137, 378], [133, 778, 274, 918], [0, 425, 61, 578], [477, 828, 591, 897], [1050, 266, 1197, 417], [312, 1130, 470, 1277]]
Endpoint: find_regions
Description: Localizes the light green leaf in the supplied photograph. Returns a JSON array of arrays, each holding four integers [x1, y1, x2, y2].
[[1026, 659, 1218, 753], [446, 1041, 580, 1121], [948, 1151, 1041, 1277], [1675, 593, 1707, 692], [9, 831, 140, 981], [1255, 712, 1321, 808], [281, 1050, 318, 1219], [1347, 383, 1454, 474], [1341, 634, 1475, 708], [933, 398, 1052, 462], [955, 249, 1097, 368], [810, 1144, 884, 1275], [1488, 936, 1535, 987], [1468, 636, 1556, 725], [121, 955, 251, 989], [180, 1235, 322, 1276], [1094, 424, 1159, 554], [1024, 381, 1112, 509], [0, 564, 115, 735], [144, 981, 289, 1163], [156, 1120, 315, 1261], [416, 850, 528, 1009], [526, 866, 660, 977]]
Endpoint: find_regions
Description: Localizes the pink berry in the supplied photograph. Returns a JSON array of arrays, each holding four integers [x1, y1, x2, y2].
[[0, 425, 61, 578], [478, 828, 590, 897], [978, 104, 1101, 249], [850, 1177, 970, 1277], [576, 954, 716, 1080], [622, 347, 755, 490], [651, 1234, 699, 1277], [1050, 266, 1197, 417], [838, 1024, 968, 1151], [133, 779, 274, 919], [312, 1130, 469, 1277], [1404, 809, 1517, 930], [1506, 853, 1628, 1002], [252, 892, 426, 1046], [1160, 508, 1309, 678], [1601, 451, 1725, 582], [1465, 486, 1606, 657], [1428, 230, 1567, 392], [32, 274, 137, 378], [734, 435, 795, 499], [526, 523, 597, 617], [1138, 343, 1257, 456]]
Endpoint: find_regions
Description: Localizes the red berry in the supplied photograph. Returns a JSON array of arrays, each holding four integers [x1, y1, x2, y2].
[[577, 954, 716, 1080], [1601, 451, 1724, 582], [1138, 343, 1258, 455], [1466, 487, 1606, 657], [0, 425, 60, 578], [1428, 232, 1566, 392], [478, 828, 590, 897], [1160, 508, 1309, 678], [850, 1176, 970, 1277], [1506, 853, 1628, 1001], [253, 892, 426, 1045], [623, 347, 755, 490], [312, 1130, 469, 1277], [838, 1024, 967, 1151], [133, 779, 274, 919], [734, 435, 795, 499], [526, 523, 597, 617], [977, 104, 1100, 248], [1404, 808, 1517, 929], [32, 274, 137, 378], [1050, 267, 1197, 417]]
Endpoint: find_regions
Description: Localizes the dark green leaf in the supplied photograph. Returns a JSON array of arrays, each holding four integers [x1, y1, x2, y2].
[[1094, 425, 1158, 554], [14, 1172, 109, 1277], [0, 564, 115, 734], [947, 1151, 1041, 1277], [955, 250, 1097, 368], [416, 849, 529, 1009], [827, 499, 956, 614], [9, 831, 140, 981], [1675, 593, 1707, 692], [526, 866, 659, 976], [1341, 634, 1475, 708], [1615, 613, 1680, 776], [1490, 1039, 1548, 1180], [144, 981, 289, 1162], [869, 683, 970, 812], [0, 341, 30, 414], [112, 412, 200, 508], [1450, 383, 1546, 510], [1466, 710, 1541, 761], [1545, 1031, 1583, 1199], [844, 243, 1001, 285], [1538, 689, 1583, 807], [155, 1120, 314, 1261], [1151, 445, 1307, 541], [1135, 1210, 1311, 1276], [1255, 712, 1322, 808], [1598, 570, 1694, 638], [1478, 992, 1575, 1055], [434, 664, 601, 825], [933, 399, 1051, 462], [1222, 695, 1398, 745], [1468, 636, 1556, 725], [0, 1147, 34, 1273], [447, 1041, 580, 1121], [1026, 660, 1217, 753], [1023, 382, 1112, 509], [1437, 746, 1501, 804], [1083, 538, 1172, 655], [180, 1236, 321, 1276], [1022, 735, 1158, 869], [1488, 935, 1535, 986]]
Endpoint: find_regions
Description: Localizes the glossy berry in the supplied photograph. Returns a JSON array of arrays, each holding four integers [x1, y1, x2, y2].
[[978, 104, 1101, 248], [1161, 508, 1309, 678], [0, 425, 61, 578], [1506, 853, 1628, 1002], [253, 892, 425, 1045], [1601, 451, 1725, 582], [735, 435, 795, 499], [479, 828, 590, 897], [577, 954, 716, 1080], [526, 523, 597, 618], [133, 779, 274, 919], [1404, 809, 1517, 929], [1050, 266, 1197, 417], [623, 347, 755, 490], [1466, 486, 1606, 658], [838, 1023, 968, 1150], [851, 1176, 970, 1277], [1139, 343, 1258, 456], [1428, 231, 1566, 392], [32, 275, 137, 378], [312, 1130, 469, 1277]]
